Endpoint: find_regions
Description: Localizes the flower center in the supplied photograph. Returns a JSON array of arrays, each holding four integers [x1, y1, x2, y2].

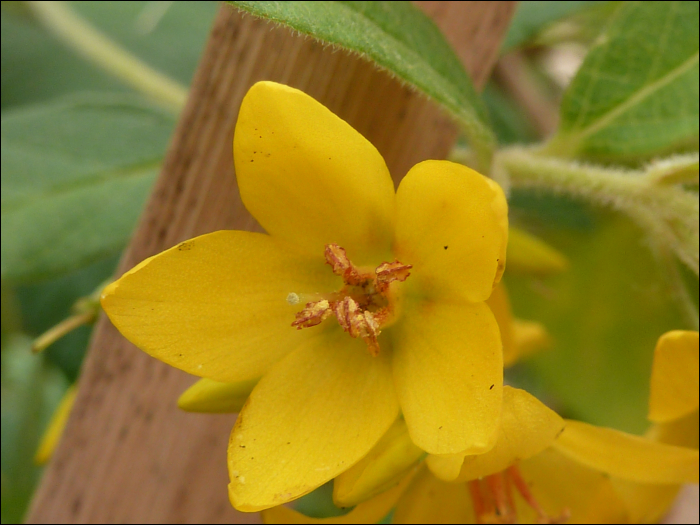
[[291, 243, 412, 356], [468, 466, 570, 524]]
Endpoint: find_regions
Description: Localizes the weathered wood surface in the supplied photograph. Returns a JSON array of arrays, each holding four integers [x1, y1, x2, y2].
[[27, 2, 516, 523]]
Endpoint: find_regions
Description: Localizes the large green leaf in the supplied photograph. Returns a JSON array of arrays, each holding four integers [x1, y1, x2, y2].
[[1, 95, 174, 283], [227, 1, 495, 171], [507, 206, 687, 434], [549, 1, 699, 162]]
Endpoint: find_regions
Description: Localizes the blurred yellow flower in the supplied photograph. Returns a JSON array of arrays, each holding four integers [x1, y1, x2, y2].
[[101, 81, 509, 511], [613, 330, 699, 523]]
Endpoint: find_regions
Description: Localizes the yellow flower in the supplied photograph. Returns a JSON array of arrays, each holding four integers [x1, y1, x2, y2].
[[101, 81, 509, 511], [612, 330, 699, 523], [264, 331, 699, 524]]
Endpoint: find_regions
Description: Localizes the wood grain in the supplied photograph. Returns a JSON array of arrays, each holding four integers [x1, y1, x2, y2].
[[27, 3, 516, 523]]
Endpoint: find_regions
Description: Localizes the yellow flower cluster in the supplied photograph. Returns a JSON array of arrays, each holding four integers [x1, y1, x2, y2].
[[100, 82, 699, 523]]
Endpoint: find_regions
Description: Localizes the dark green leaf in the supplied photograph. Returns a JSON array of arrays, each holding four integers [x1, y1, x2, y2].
[[550, 1, 699, 161], [16, 256, 117, 381], [482, 83, 538, 146], [227, 0, 495, 170], [1, 94, 174, 283]]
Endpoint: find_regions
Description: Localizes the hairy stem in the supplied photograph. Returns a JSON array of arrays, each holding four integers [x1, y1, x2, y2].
[[495, 146, 699, 275]]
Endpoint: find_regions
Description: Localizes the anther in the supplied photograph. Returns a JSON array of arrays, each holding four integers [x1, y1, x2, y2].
[[292, 244, 411, 357], [334, 297, 381, 356], [292, 300, 332, 329], [375, 260, 412, 289], [324, 244, 367, 285]]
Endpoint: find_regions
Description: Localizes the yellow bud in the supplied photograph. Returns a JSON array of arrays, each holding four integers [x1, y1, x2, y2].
[[177, 377, 258, 413]]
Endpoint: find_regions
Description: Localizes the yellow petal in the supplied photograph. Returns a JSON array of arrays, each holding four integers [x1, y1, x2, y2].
[[485, 284, 516, 366], [393, 466, 476, 524], [333, 418, 424, 507], [519, 448, 629, 524], [612, 479, 681, 524], [234, 81, 395, 265], [506, 227, 568, 276], [648, 330, 699, 423], [228, 329, 399, 512], [428, 387, 564, 482], [178, 378, 258, 413], [553, 420, 699, 484], [101, 231, 337, 383], [261, 472, 415, 524], [34, 385, 77, 465], [394, 160, 508, 303], [391, 297, 503, 455], [645, 411, 699, 449]]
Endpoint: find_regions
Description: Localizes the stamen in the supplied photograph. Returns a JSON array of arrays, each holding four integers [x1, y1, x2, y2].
[[375, 260, 412, 289], [293, 244, 411, 357], [292, 300, 332, 329], [467, 467, 570, 524], [324, 244, 367, 285], [334, 297, 380, 356], [507, 466, 570, 524], [487, 472, 515, 523], [468, 481, 489, 525]]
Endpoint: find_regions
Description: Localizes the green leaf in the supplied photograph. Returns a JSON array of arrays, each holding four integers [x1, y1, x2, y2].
[[1, 335, 69, 523], [227, 0, 495, 171], [1, 94, 174, 283], [506, 208, 689, 434], [482, 83, 538, 145], [549, 1, 699, 162], [501, 1, 603, 52]]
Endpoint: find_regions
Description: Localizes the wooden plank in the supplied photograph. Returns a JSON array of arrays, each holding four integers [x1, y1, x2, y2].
[[27, 3, 516, 523]]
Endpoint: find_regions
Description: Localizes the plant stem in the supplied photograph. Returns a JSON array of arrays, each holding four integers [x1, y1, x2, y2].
[[32, 310, 96, 354], [496, 146, 699, 275], [27, 1, 187, 113]]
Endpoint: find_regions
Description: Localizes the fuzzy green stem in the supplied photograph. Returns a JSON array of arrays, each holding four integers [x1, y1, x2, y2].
[[496, 147, 699, 276], [27, 1, 187, 113]]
